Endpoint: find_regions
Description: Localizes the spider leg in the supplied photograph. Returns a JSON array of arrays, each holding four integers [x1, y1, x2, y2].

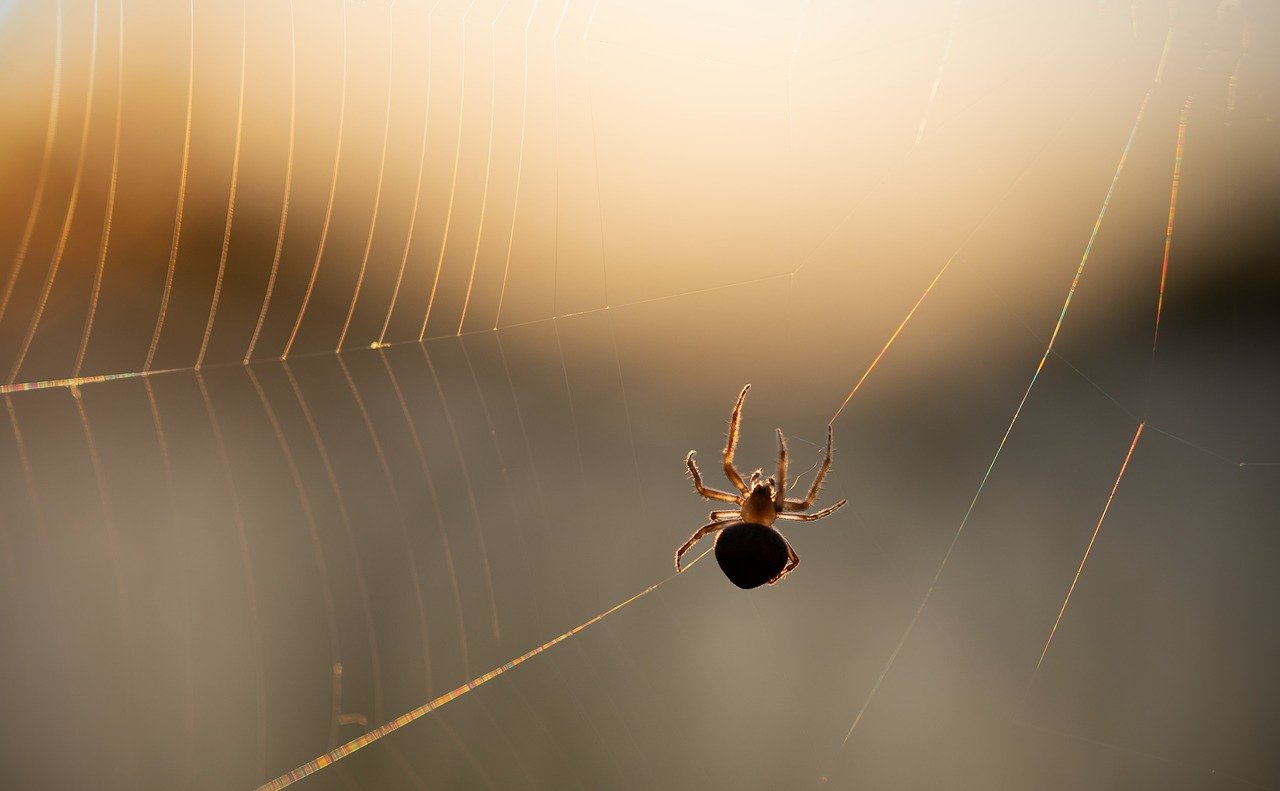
[[709, 509, 740, 521], [687, 452, 743, 504], [722, 385, 751, 495], [675, 519, 739, 571], [776, 499, 847, 522], [768, 541, 799, 585], [773, 428, 789, 510], [783, 425, 835, 511]]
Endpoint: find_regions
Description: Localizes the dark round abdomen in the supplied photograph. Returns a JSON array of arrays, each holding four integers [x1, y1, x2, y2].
[[714, 523, 789, 589]]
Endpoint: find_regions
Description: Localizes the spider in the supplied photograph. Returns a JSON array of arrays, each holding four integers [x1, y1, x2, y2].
[[676, 384, 847, 588]]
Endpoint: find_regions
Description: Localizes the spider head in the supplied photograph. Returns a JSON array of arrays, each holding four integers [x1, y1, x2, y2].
[[748, 469, 777, 498]]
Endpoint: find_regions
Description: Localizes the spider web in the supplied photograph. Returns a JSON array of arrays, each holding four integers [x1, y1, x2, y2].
[[0, 1, 1278, 789]]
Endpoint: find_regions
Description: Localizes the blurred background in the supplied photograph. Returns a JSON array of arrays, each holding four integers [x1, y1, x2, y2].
[[0, 0, 1277, 788]]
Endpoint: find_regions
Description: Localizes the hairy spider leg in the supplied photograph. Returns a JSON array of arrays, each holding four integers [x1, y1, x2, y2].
[[784, 424, 835, 511], [768, 542, 800, 585], [675, 519, 740, 571], [774, 428, 789, 510], [709, 509, 739, 521], [776, 499, 848, 522], [686, 452, 743, 504], [723, 384, 751, 494]]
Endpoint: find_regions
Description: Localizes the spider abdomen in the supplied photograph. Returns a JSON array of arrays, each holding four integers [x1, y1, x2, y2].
[[714, 522, 789, 589]]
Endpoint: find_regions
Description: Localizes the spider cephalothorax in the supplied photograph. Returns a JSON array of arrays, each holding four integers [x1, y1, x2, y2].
[[675, 384, 847, 588]]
